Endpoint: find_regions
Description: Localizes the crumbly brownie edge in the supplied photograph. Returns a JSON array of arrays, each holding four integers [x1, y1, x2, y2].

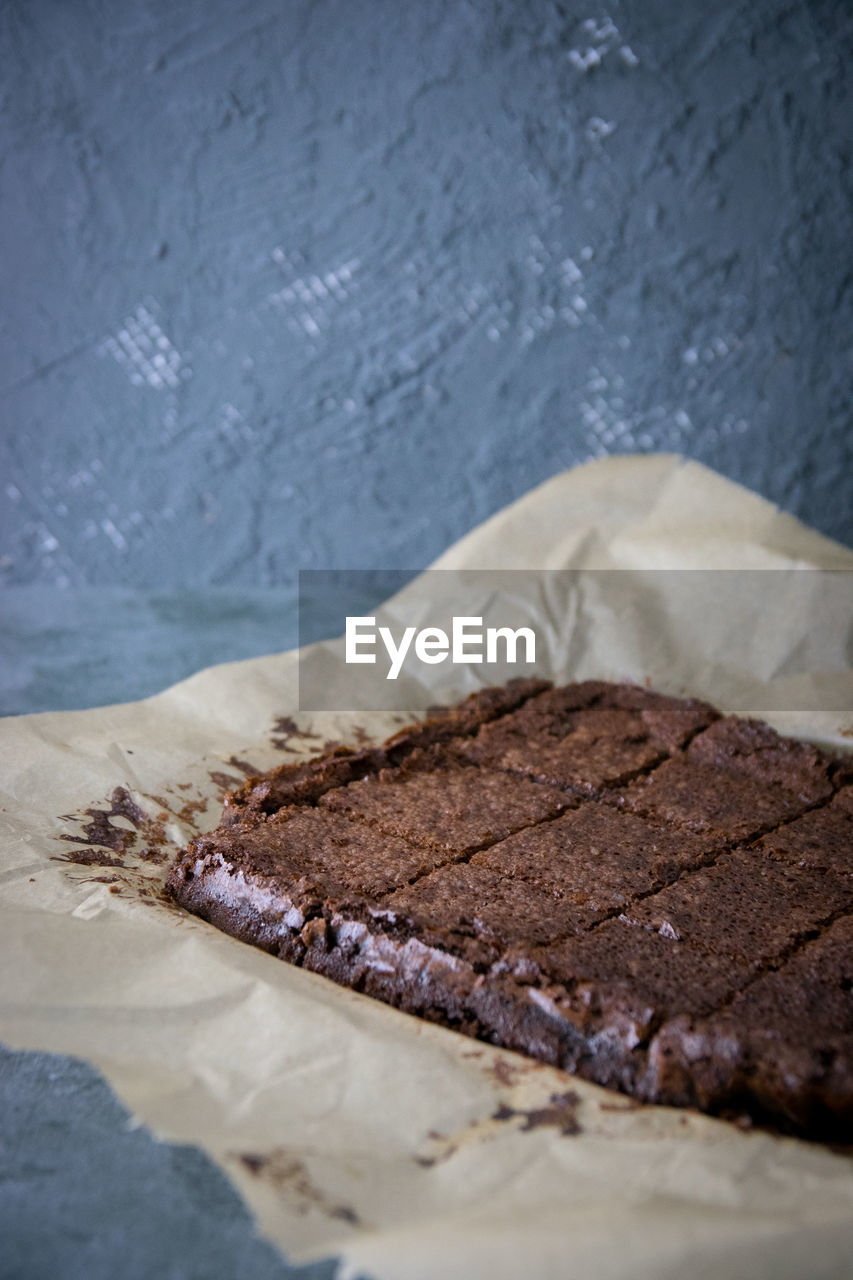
[[223, 677, 553, 822], [167, 850, 318, 963], [167, 850, 745, 1116], [168, 841, 653, 1081], [295, 905, 654, 1085], [644, 1015, 853, 1138], [169, 823, 853, 1137], [300, 901, 853, 1138]]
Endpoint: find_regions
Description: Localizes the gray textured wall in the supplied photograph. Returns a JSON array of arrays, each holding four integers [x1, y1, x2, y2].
[[2, 0, 852, 598]]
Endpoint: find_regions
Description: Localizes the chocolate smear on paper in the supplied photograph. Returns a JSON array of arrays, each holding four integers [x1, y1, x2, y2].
[[492, 1090, 582, 1136], [56, 786, 148, 862], [236, 1150, 361, 1225], [270, 715, 323, 752]]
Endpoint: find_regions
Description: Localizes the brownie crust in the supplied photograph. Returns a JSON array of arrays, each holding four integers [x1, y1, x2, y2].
[[167, 680, 853, 1140]]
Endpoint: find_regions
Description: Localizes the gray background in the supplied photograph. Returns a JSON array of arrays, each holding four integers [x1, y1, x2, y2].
[[2, 0, 852, 709], [1, 1, 851, 1276]]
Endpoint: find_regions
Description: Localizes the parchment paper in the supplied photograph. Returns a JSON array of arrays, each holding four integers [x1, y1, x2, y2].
[[2, 454, 853, 1280]]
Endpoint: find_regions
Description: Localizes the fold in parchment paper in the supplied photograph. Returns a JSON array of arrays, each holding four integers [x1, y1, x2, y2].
[[2, 455, 853, 1280]]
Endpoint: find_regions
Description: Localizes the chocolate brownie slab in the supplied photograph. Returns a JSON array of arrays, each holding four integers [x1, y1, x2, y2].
[[167, 679, 853, 1139]]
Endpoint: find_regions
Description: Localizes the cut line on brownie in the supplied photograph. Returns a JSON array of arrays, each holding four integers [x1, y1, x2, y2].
[[597, 716, 844, 847], [315, 751, 577, 854], [643, 914, 853, 1135]]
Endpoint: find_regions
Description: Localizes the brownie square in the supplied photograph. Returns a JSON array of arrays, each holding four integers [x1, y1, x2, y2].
[[615, 717, 836, 841], [386, 862, 594, 951], [725, 913, 853, 1041], [619, 848, 853, 961], [616, 758, 818, 841], [181, 806, 455, 904], [319, 755, 573, 852], [534, 918, 756, 1024], [524, 681, 719, 750], [754, 803, 853, 877], [382, 676, 551, 753], [457, 681, 718, 794], [686, 716, 835, 805], [222, 744, 380, 825], [462, 720, 665, 794], [471, 804, 722, 915]]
